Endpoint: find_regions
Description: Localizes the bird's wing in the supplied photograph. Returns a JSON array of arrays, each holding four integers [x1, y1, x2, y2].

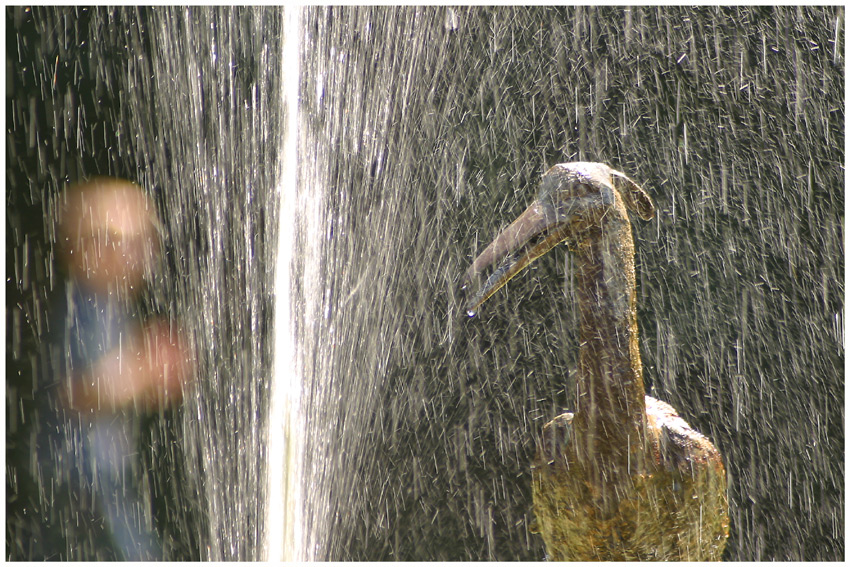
[[645, 396, 724, 476]]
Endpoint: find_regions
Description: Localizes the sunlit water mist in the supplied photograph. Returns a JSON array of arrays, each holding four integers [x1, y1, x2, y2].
[[8, 7, 286, 560], [6, 6, 844, 562], [120, 8, 285, 560]]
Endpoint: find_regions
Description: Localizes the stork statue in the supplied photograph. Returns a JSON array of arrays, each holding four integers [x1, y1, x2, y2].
[[462, 162, 729, 560]]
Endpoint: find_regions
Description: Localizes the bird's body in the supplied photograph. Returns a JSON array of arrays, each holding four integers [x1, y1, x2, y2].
[[463, 162, 728, 561], [532, 396, 728, 560]]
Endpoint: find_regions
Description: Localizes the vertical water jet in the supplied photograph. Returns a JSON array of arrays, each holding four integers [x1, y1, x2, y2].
[[264, 7, 306, 562]]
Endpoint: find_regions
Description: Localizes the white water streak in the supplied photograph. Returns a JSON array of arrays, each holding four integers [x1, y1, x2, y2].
[[264, 7, 303, 562]]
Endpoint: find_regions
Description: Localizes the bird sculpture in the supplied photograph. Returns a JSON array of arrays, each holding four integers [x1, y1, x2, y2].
[[462, 162, 729, 560]]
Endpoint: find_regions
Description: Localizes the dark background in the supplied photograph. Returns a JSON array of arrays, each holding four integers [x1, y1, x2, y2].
[[7, 6, 844, 561]]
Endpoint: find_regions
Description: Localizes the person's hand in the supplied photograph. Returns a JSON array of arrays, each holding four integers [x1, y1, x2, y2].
[[64, 318, 195, 414]]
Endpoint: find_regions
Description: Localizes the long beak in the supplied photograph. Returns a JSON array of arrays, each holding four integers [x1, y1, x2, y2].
[[462, 198, 572, 315]]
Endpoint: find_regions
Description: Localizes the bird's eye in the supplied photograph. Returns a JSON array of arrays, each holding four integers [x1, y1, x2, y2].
[[571, 182, 591, 197]]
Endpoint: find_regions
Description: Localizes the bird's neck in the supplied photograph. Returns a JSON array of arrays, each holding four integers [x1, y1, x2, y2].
[[572, 217, 647, 473]]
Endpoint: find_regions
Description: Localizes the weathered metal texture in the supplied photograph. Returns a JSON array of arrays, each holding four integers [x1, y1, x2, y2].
[[532, 397, 728, 561]]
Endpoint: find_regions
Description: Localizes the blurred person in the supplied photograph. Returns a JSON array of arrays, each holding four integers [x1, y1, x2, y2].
[[56, 177, 192, 413], [46, 177, 195, 559]]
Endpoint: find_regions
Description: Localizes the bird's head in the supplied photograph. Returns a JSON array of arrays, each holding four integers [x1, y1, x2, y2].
[[461, 162, 655, 315]]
